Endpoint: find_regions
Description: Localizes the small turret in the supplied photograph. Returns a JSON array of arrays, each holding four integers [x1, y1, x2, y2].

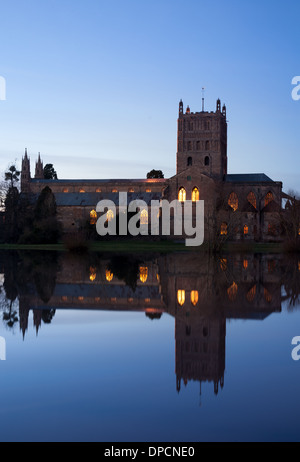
[[35, 153, 44, 179], [222, 104, 226, 118], [21, 148, 31, 192], [216, 98, 221, 112], [179, 99, 183, 115]]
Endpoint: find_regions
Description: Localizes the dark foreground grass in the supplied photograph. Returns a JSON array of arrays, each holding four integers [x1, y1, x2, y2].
[[0, 239, 290, 254]]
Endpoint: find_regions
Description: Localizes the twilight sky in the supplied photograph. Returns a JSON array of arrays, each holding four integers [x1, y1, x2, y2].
[[0, 0, 299, 193]]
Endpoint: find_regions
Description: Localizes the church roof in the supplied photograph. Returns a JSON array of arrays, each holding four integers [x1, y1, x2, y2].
[[225, 173, 274, 183]]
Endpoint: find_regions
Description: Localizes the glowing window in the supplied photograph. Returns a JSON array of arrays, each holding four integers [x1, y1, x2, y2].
[[145, 298, 151, 303], [177, 290, 185, 306], [129, 188, 134, 193], [265, 192, 274, 207], [192, 187, 199, 202], [243, 259, 248, 270], [191, 291, 199, 306], [178, 187, 186, 202], [227, 282, 238, 301], [244, 225, 249, 235], [112, 189, 118, 193], [89, 266, 96, 282], [90, 209, 97, 225], [140, 209, 148, 225], [247, 191, 257, 209], [63, 188, 69, 193], [220, 222, 228, 235], [62, 296, 68, 302], [220, 258, 227, 271], [228, 192, 238, 211], [106, 210, 114, 222], [146, 188, 151, 193], [264, 288, 272, 303], [139, 266, 148, 284], [106, 269, 113, 282], [96, 188, 101, 193], [246, 285, 256, 302], [78, 296, 84, 301], [79, 188, 85, 193]]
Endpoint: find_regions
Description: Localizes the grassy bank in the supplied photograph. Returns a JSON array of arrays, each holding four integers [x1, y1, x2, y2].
[[0, 239, 291, 254]]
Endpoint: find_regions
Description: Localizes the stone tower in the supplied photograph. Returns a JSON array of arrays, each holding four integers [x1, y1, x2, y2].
[[21, 148, 31, 192], [35, 153, 44, 179], [176, 99, 227, 180]]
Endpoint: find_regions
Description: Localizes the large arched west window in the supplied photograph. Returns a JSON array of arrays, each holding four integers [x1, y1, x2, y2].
[[264, 191, 274, 207], [178, 187, 186, 202], [228, 192, 239, 211], [247, 191, 257, 209], [192, 187, 199, 202]]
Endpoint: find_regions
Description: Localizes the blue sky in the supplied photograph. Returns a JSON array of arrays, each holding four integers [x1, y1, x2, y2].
[[0, 0, 299, 192]]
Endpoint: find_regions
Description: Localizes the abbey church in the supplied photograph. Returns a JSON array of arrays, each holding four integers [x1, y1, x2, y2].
[[20, 98, 286, 242]]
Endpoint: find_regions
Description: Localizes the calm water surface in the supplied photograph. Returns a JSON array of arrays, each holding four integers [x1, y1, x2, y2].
[[0, 250, 299, 442]]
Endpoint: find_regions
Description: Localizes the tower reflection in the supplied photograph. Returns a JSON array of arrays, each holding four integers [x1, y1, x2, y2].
[[0, 250, 299, 397]]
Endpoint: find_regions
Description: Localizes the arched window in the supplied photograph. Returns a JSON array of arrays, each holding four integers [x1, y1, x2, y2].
[[190, 290, 198, 306], [89, 266, 96, 282], [246, 285, 256, 302], [178, 187, 186, 202], [140, 209, 148, 225], [106, 269, 113, 282], [243, 225, 249, 235], [265, 191, 274, 207], [177, 290, 185, 306], [247, 191, 257, 209], [204, 156, 210, 166], [79, 188, 85, 193], [106, 209, 114, 222], [220, 222, 228, 235], [227, 282, 238, 301], [228, 192, 238, 211], [139, 266, 148, 283], [205, 140, 210, 151], [187, 156, 192, 166], [192, 187, 199, 202], [90, 209, 97, 225]]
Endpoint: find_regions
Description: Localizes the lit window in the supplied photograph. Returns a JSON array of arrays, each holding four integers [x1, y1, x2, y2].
[[112, 189, 118, 193], [264, 288, 272, 303], [106, 269, 113, 282], [62, 296, 68, 302], [145, 298, 151, 303], [139, 266, 148, 284], [220, 258, 227, 271], [246, 285, 256, 302], [178, 187, 186, 202], [96, 188, 101, 193], [90, 209, 97, 225], [79, 188, 85, 193], [106, 210, 114, 222], [129, 188, 134, 193], [177, 290, 185, 306], [192, 187, 199, 202], [228, 192, 238, 211], [191, 291, 199, 306], [78, 296, 84, 301], [247, 191, 257, 209], [244, 225, 249, 235], [146, 188, 151, 193], [220, 222, 228, 235], [265, 192, 274, 207], [63, 188, 69, 193], [227, 282, 238, 301], [89, 266, 96, 282], [140, 209, 148, 225], [243, 259, 248, 269]]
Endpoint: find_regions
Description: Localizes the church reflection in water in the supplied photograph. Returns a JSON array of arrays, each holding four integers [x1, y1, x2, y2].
[[0, 250, 299, 397]]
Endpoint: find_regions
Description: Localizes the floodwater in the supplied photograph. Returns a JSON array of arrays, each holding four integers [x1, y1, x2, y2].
[[0, 249, 299, 442]]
